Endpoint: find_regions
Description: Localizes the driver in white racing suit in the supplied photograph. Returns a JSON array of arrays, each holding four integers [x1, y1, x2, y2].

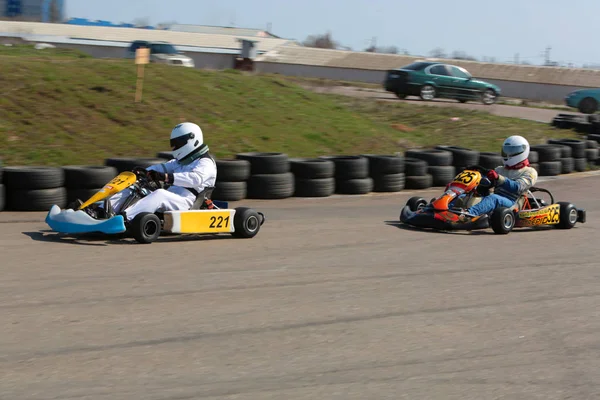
[[95, 122, 217, 221], [457, 135, 538, 221]]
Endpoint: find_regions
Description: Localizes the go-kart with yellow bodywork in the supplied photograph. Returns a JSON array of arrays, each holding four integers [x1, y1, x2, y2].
[[399, 165, 586, 234], [45, 170, 265, 243]]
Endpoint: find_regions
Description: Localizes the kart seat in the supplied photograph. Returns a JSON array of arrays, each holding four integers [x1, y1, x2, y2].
[[190, 186, 216, 210]]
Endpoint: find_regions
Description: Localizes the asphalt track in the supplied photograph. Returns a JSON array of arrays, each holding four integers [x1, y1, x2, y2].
[[309, 85, 572, 124], [1, 172, 599, 399]]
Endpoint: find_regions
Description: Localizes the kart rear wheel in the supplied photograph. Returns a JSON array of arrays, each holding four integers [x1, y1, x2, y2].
[[131, 212, 161, 244], [406, 196, 427, 212], [557, 202, 578, 229], [232, 207, 262, 238], [491, 207, 515, 234]]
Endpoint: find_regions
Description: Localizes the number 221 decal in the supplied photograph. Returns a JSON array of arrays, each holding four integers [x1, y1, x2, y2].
[[209, 215, 230, 228]]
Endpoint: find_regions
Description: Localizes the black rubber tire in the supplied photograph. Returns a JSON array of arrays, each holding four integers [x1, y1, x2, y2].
[[3, 166, 65, 190], [290, 158, 335, 179], [335, 177, 374, 195], [235, 152, 290, 175], [131, 212, 161, 244], [586, 139, 599, 149], [62, 166, 118, 189], [585, 148, 599, 162], [156, 151, 175, 160], [213, 181, 247, 201], [559, 157, 574, 174], [373, 173, 405, 192], [406, 196, 427, 212], [0, 184, 4, 211], [405, 149, 453, 166], [232, 207, 262, 238], [247, 173, 294, 199], [578, 97, 597, 114], [538, 161, 562, 176], [528, 150, 539, 164], [405, 174, 433, 190], [491, 207, 515, 235], [574, 158, 587, 172], [105, 158, 165, 174], [547, 144, 572, 158], [215, 159, 251, 182], [7, 187, 67, 211], [361, 154, 405, 176], [427, 165, 456, 187], [587, 133, 600, 143], [479, 152, 503, 170], [548, 139, 586, 159], [529, 145, 561, 162], [67, 187, 103, 204], [320, 156, 369, 180], [294, 177, 335, 197], [404, 157, 428, 176], [434, 145, 479, 167], [557, 202, 578, 229], [530, 163, 539, 172]]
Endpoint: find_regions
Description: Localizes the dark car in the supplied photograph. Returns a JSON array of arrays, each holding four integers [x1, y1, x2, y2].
[[383, 61, 501, 105]]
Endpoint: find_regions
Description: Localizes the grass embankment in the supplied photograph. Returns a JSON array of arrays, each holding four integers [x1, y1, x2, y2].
[[0, 45, 577, 167]]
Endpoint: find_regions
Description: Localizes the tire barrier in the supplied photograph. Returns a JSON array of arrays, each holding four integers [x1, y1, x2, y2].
[[362, 154, 405, 192], [237, 152, 295, 199], [290, 158, 335, 197], [321, 156, 373, 195], [3, 166, 67, 211], [213, 159, 251, 201], [2, 137, 598, 211]]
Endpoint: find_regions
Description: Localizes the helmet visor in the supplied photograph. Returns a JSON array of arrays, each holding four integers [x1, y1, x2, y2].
[[502, 144, 527, 159], [170, 133, 192, 151]]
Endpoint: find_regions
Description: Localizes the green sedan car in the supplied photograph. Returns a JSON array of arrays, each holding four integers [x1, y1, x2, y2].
[[564, 88, 600, 114], [383, 61, 501, 105]]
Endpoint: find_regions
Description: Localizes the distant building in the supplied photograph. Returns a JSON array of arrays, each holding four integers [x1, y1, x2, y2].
[[0, 0, 65, 22]]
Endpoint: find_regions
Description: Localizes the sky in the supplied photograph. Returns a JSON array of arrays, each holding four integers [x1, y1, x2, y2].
[[66, 0, 599, 67]]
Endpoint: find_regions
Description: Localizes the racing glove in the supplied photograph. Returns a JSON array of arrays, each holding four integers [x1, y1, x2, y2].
[[147, 170, 167, 183], [132, 166, 148, 177]]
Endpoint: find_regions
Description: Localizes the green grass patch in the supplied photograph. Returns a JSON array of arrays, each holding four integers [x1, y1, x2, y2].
[[0, 45, 578, 167]]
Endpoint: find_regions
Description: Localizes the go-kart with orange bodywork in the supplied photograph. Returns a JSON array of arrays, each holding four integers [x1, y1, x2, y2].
[[399, 165, 586, 234]]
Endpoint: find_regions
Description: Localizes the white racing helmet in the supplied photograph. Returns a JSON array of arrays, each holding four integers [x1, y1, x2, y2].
[[170, 122, 204, 160], [502, 135, 530, 167]]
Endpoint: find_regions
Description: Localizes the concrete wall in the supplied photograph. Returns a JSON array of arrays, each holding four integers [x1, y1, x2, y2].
[[52, 43, 236, 70], [254, 62, 580, 103]]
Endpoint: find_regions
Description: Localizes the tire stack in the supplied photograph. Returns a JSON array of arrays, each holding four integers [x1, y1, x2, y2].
[[405, 149, 454, 187], [435, 145, 480, 173], [3, 167, 67, 211], [212, 159, 251, 201], [361, 154, 405, 192], [403, 157, 432, 190], [547, 138, 587, 173], [156, 151, 175, 160], [478, 152, 503, 170], [290, 158, 335, 197], [529, 144, 562, 176], [320, 156, 373, 195], [104, 157, 166, 174], [528, 150, 539, 172], [237, 152, 294, 199], [61, 166, 118, 205], [585, 139, 599, 167]]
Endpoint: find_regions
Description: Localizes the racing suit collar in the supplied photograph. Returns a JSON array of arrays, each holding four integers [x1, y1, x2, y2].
[[505, 158, 530, 170]]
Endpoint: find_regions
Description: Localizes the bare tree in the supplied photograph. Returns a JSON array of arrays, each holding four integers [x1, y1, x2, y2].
[[429, 47, 447, 58], [451, 50, 477, 61], [303, 32, 338, 49]]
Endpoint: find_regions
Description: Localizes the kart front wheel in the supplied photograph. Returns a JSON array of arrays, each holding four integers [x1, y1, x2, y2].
[[406, 196, 427, 212], [491, 207, 515, 234], [131, 212, 162, 244], [557, 202, 578, 229], [232, 207, 262, 238]]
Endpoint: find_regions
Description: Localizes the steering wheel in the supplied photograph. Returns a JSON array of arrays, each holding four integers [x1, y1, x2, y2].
[[131, 167, 162, 191], [463, 165, 490, 174]]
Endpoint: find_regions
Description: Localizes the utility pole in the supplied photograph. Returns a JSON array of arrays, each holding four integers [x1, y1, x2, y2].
[[544, 46, 551, 66]]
